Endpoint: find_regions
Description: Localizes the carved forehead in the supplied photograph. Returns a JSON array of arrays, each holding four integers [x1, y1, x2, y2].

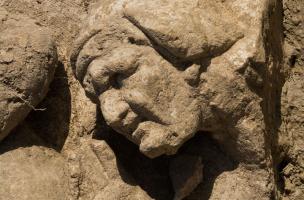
[[71, 0, 267, 80], [123, 0, 244, 60], [85, 0, 243, 60]]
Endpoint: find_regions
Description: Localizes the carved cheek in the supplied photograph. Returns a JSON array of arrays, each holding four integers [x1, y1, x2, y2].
[[122, 64, 164, 97]]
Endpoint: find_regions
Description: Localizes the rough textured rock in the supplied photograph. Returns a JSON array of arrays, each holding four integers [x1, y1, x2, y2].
[[71, 138, 151, 200], [205, 167, 272, 200], [170, 155, 203, 200], [0, 0, 303, 200], [123, 0, 244, 61], [70, 0, 277, 198], [0, 146, 69, 200], [0, 1, 152, 200], [278, 0, 304, 199], [67, 0, 290, 199], [0, 9, 57, 141], [70, 0, 268, 162]]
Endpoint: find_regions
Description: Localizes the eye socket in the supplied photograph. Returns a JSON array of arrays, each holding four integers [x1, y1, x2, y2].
[[109, 73, 123, 89], [108, 62, 140, 90], [128, 37, 136, 44]]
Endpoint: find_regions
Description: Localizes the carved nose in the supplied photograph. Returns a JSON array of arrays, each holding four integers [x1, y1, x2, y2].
[[100, 89, 130, 126], [99, 88, 142, 134]]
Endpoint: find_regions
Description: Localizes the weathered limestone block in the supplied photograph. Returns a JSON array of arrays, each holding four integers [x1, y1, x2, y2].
[[0, 0, 296, 199], [0, 9, 57, 141], [71, 0, 268, 163], [70, 0, 278, 198]]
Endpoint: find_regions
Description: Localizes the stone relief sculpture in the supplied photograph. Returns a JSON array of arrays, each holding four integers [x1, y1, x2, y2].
[[71, 0, 267, 162], [0, 0, 303, 199], [70, 0, 273, 198]]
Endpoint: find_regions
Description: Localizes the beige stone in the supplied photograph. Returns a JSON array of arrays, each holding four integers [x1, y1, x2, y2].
[[0, 0, 303, 199], [72, 138, 152, 200], [70, 1, 275, 198], [0, 146, 69, 200], [170, 155, 203, 200], [71, 0, 268, 163], [0, 9, 57, 141]]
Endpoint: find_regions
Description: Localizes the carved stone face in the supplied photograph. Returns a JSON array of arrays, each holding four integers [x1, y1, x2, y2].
[[71, 0, 266, 159], [89, 44, 201, 158]]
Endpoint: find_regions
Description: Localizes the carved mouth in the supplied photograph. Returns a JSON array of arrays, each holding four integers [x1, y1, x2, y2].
[[98, 87, 168, 138]]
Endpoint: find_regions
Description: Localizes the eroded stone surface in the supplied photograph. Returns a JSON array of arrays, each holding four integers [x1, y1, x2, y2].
[[70, 0, 275, 198], [279, 0, 304, 199], [71, 0, 268, 162], [0, 146, 69, 200], [0, 9, 57, 141], [123, 0, 244, 61], [170, 155, 203, 200], [0, 0, 302, 199], [206, 167, 272, 200], [70, 138, 152, 200]]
